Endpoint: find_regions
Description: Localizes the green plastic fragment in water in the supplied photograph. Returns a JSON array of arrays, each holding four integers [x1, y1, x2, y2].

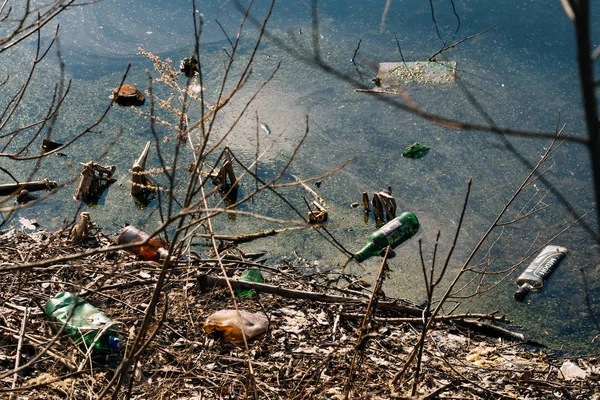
[[402, 142, 430, 159], [236, 269, 263, 298]]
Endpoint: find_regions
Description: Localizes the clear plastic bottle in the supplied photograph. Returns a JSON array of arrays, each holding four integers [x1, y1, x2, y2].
[[45, 292, 121, 351], [117, 225, 169, 261], [354, 211, 419, 262], [514, 245, 568, 301]]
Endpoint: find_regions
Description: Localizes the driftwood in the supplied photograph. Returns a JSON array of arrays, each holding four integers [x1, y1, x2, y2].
[[199, 274, 531, 343], [371, 188, 397, 224], [0, 180, 58, 196], [73, 161, 115, 204], [308, 201, 328, 225], [362, 192, 370, 212], [291, 173, 327, 208], [372, 192, 384, 223], [209, 149, 239, 206], [131, 141, 156, 207], [292, 174, 329, 224], [70, 212, 91, 245]]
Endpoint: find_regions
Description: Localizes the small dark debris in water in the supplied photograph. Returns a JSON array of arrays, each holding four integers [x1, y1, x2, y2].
[[402, 142, 430, 159], [314, 180, 322, 188], [17, 189, 37, 204], [242, 251, 267, 261], [41, 139, 63, 153], [351, 202, 359, 208], [180, 56, 199, 78], [57, 152, 68, 157]]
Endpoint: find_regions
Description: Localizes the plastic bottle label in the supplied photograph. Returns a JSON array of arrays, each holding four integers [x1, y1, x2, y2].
[[525, 246, 568, 280]]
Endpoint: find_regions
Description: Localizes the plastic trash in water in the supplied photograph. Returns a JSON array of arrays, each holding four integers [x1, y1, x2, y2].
[[402, 142, 430, 159]]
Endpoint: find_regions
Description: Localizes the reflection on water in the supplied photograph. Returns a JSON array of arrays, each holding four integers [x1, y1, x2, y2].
[[1, 0, 598, 353]]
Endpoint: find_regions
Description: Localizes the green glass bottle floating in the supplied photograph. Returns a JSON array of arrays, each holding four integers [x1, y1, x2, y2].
[[236, 269, 263, 298], [354, 211, 419, 262], [45, 292, 121, 352]]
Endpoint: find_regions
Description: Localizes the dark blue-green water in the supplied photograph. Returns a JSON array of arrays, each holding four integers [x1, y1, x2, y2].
[[1, 0, 598, 353]]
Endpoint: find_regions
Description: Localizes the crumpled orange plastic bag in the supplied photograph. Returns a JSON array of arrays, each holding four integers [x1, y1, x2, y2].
[[204, 309, 268, 344]]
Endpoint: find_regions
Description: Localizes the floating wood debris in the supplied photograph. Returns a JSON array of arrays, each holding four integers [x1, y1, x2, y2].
[[73, 161, 116, 204], [70, 212, 91, 245], [378, 61, 456, 85], [308, 201, 328, 225], [291, 174, 329, 225], [209, 149, 239, 206], [131, 141, 156, 206], [0, 179, 58, 197], [365, 187, 397, 225]]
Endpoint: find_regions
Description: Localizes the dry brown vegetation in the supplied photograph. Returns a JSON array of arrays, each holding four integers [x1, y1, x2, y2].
[[0, 229, 599, 399], [1, 0, 600, 399]]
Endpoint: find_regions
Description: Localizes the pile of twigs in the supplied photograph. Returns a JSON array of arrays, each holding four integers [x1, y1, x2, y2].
[[0, 228, 598, 399]]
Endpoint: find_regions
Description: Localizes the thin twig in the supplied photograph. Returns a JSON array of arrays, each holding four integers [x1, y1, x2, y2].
[[10, 306, 29, 399]]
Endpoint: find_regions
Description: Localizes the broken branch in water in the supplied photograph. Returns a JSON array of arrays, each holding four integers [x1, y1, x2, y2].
[[194, 226, 304, 244], [0, 179, 58, 196]]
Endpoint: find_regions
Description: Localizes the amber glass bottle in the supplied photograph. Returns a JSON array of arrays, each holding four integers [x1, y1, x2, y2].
[[117, 225, 169, 261]]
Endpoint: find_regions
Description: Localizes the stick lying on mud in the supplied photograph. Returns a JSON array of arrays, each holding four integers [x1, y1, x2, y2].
[[199, 275, 530, 343]]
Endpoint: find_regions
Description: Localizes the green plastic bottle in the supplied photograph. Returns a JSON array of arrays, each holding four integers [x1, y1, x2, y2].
[[45, 292, 121, 351], [354, 211, 419, 262], [236, 269, 263, 298]]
